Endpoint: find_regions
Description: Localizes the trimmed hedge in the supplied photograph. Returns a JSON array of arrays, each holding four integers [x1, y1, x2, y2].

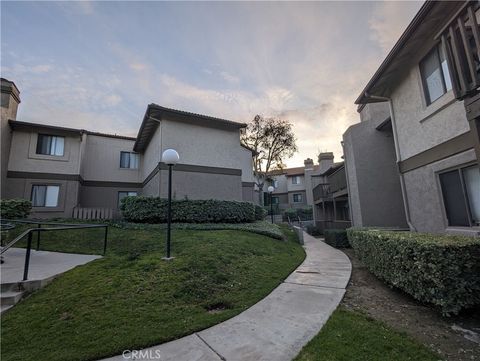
[[0, 199, 31, 219], [254, 205, 267, 220], [283, 207, 313, 222], [112, 221, 284, 240], [324, 229, 349, 248], [348, 229, 480, 315], [306, 224, 323, 237], [121, 197, 256, 223]]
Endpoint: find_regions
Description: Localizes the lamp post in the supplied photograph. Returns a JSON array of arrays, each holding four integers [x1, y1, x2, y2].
[[161, 149, 179, 261], [268, 185, 275, 224]]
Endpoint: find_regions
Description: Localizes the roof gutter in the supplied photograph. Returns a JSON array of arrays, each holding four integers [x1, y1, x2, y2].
[[365, 92, 416, 232]]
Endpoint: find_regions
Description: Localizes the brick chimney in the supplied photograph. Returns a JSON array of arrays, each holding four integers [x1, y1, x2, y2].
[[1, 78, 21, 198], [318, 152, 334, 172]]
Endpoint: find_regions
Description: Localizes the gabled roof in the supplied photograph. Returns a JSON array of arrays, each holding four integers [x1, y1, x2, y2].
[[133, 104, 247, 152], [355, 1, 463, 106]]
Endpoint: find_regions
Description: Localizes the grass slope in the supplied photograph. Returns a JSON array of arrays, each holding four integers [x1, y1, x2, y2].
[[294, 307, 442, 361], [1, 226, 304, 361]]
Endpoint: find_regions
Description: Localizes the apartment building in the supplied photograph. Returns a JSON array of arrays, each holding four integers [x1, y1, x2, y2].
[[344, 1, 480, 235], [0, 78, 255, 219]]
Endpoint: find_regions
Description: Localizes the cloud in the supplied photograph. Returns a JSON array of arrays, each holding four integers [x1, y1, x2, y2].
[[129, 63, 147, 71], [220, 71, 240, 84], [369, 1, 422, 54]]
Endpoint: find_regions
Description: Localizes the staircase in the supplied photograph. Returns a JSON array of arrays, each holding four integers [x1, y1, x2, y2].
[[1, 281, 26, 314]]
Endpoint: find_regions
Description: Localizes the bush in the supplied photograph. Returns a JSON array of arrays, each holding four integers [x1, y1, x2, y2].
[[324, 229, 349, 248], [254, 204, 267, 220], [112, 221, 284, 240], [306, 224, 323, 237], [347, 229, 480, 315], [0, 199, 31, 219], [121, 197, 256, 224], [283, 207, 313, 221]]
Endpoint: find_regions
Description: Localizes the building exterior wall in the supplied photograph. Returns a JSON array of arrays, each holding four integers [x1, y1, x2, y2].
[[343, 118, 407, 228], [158, 168, 242, 201], [2, 88, 256, 218], [347, 3, 479, 235], [6, 177, 80, 218], [390, 63, 469, 161], [403, 149, 477, 233], [7, 130, 82, 176], [141, 125, 161, 181], [79, 185, 142, 211], [81, 135, 141, 183], [160, 118, 249, 177]]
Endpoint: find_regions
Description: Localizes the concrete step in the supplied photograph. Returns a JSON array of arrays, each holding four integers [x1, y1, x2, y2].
[[1, 281, 23, 293], [1, 305, 13, 314], [1, 290, 24, 306]]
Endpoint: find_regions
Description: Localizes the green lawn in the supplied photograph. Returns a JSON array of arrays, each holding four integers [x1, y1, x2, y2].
[[294, 307, 442, 361], [1, 224, 305, 361]]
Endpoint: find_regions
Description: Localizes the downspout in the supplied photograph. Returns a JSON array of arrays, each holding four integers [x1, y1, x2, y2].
[[365, 93, 416, 231]]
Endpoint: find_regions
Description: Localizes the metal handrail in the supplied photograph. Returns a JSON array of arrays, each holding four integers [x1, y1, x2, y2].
[[0, 220, 108, 281]]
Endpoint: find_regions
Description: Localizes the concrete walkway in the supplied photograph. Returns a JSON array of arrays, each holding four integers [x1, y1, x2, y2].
[[102, 232, 351, 361], [1, 248, 102, 284]]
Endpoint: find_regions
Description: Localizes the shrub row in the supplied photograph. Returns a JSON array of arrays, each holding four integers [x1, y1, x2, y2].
[[0, 199, 31, 219], [112, 221, 284, 240], [121, 197, 258, 223], [254, 205, 267, 220], [283, 207, 313, 221], [347, 229, 480, 315], [324, 229, 350, 248]]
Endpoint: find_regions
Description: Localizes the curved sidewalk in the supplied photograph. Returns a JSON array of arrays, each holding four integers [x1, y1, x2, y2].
[[102, 232, 352, 361]]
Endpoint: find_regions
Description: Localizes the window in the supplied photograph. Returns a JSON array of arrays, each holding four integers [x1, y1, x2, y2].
[[118, 191, 138, 207], [292, 176, 301, 185], [439, 165, 480, 227], [273, 180, 279, 188], [272, 196, 279, 205], [293, 193, 303, 203], [420, 44, 452, 105], [120, 152, 139, 169], [36, 134, 65, 156], [31, 185, 60, 207]]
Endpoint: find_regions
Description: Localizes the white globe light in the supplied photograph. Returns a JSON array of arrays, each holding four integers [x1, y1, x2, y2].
[[162, 149, 180, 165], [267, 186, 275, 193]]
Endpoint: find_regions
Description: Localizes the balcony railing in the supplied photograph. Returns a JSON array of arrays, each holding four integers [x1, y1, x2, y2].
[[313, 183, 330, 201], [328, 167, 347, 194], [436, 2, 480, 99]]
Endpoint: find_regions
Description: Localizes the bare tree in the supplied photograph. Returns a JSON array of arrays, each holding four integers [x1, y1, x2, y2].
[[241, 115, 297, 204]]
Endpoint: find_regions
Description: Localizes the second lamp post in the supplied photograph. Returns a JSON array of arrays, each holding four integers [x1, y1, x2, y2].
[[161, 148, 179, 260], [268, 185, 275, 223]]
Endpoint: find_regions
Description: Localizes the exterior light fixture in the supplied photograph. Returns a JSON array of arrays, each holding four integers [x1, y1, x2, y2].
[[268, 185, 275, 224], [161, 149, 180, 260]]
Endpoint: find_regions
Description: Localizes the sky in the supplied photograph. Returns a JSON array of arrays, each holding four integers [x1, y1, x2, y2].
[[1, 1, 422, 167]]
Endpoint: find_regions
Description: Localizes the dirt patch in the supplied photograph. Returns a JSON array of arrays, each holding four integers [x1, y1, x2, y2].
[[341, 248, 480, 361]]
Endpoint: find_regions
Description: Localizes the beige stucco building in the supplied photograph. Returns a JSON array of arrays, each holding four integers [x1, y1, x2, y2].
[[0, 79, 255, 219], [344, 1, 480, 236]]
